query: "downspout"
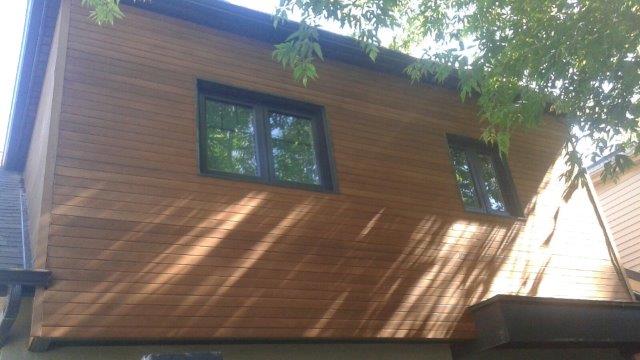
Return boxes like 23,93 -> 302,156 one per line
0,185 -> 50,347
0,285 -> 23,346
20,192 -> 31,274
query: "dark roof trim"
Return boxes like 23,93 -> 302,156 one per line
0,269 -> 51,287
627,269 -> 640,282
588,151 -> 639,174
453,295 -> 640,356
587,149 -> 624,173
121,0 -> 459,88
3,0 -> 61,171
468,294 -> 640,311
142,352 -> 223,360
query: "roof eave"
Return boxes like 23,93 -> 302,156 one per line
121,0 -> 460,88
2,0 -> 61,172
4,0 -> 460,172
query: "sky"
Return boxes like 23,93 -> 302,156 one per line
228,0 -> 361,39
0,0 -> 28,160
227,0 -> 278,14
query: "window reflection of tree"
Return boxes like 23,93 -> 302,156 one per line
205,100 -> 258,176
450,147 -> 481,210
449,144 -> 508,215
269,112 -> 320,185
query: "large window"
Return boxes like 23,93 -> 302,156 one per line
447,134 -> 522,216
198,81 -> 336,191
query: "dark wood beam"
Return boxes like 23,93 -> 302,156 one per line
0,269 -> 51,287
453,295 -> 640,358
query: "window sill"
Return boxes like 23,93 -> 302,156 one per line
464,207 -> 526,221
197,171 -> 339,194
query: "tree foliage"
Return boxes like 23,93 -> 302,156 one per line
81,0 -> 124,25
84,0 -> 640,186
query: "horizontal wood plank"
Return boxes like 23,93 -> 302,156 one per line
32,0 -> 631,343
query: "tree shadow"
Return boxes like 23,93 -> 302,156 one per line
34,0 -> 632,346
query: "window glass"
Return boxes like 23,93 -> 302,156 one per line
477,154 -> 507,212
449,147 -> 481,210
447,135 -> 519,216
268,112 -> 321,185
204,99 -> 258,176
198,81 -> 335,192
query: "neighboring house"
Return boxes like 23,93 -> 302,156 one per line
1,0 -> 640,359
590,154 -> 640,297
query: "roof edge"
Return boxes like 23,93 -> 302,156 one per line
3,0 -> 61,171
122,0 -> 460,89
4,0 -> 460,172
468,294 -> 639,312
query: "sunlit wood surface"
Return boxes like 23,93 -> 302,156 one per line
26,0 -> 631,343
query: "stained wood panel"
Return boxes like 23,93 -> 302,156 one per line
31,0 -> 631,343
592,157 -> 640,272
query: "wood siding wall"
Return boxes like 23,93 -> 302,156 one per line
592,158 -> 640,272
32,0 -> 630,343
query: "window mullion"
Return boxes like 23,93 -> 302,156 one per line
491,155 -> 515,214
197,94 -> 209,173
255,105 -> 271,182
466,149 -> 489,213
310,116 -> 328,189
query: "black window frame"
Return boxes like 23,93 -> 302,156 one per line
446,134 -> 523,217
197,80 -> 337,192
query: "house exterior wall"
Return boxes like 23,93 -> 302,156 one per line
592,157 -> 640,274
26,0 -> 630,345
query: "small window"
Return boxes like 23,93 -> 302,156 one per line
198,81 -> 336,191
447,134 -> 521,216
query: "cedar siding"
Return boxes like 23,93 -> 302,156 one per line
32,0 -> 630,343
592,157 -> 640,273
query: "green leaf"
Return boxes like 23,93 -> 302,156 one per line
312,42 -> 324,61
